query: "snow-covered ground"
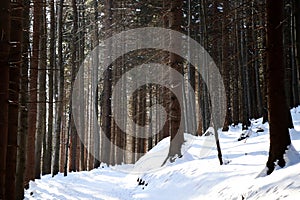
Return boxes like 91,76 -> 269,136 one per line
25,107 -> 300,200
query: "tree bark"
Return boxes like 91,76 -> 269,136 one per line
0,0 -> 11,197
15,0 -> 30,198
79,0 -> 86,171
42,0 -> 55,175
295,0 -> 300,91
67,0 -> 79,175
266,0 -> 292,175
53,0 -> 64,176
35,2 -> 47,179
232,1 -> 240,126
166,0 -> 184,161
25,0 -> 41,187
101,0 -> 113,165
93,0 -> 101,169
5,1 -> 23,198
221,1 -> 232,131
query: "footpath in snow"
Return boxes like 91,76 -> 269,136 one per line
25,107 -> 300,200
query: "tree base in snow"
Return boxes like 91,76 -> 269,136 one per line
257,144 -> 300,177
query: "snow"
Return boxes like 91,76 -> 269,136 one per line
25,107 -> 300,200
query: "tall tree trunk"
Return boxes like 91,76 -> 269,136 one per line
295,0 -> 300,85
0,0 -> 11,197
148,85 -> 153,150
53,0 -> 64,176
67,0 -> 79,174
25,0 -> 41,186
290,1 -> 299,107
93,0 -> 101,169
221,1 -> 232,131
198,0 -> 210,134
101,0 -> 113,165
185,0 -> 196,134
79,0 -> 86,171
42,0 -> 55,175
136,86 -> 146,160
6,1 -> 23,198
240,9 -> 250,129
131,85 -> 138,163
35,2 -> 47,179
114,60 -> 125,164
16,0 -> 30,198
266,0 -> 292,175
166,0 -> 184,162
232,1 -> 240,126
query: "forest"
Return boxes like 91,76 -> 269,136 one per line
0,0 -> 300,199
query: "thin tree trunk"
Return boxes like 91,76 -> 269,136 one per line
221,1 -> 232,132
232,2 -> 240,126
42,0 -> 55,175
101,0 -> 113,165
240,8 -> 250,129
64,120 -> 71,175
114,60 -> 124,164
148,85 -> 153,150
79,0 -> 86,171
53,0 -> 64,176
136,86 -> 146,160
25,0 -> 41,186
35,2 -> 47,179
93,0 -> 101,169
131,85 -> 138,163
67,0 -> 79,174
60,97 -> 67,172
295,0 -> 300,100
199,0 -> 209,134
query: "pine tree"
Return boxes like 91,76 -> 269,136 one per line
53,0 -> 64,176
265,0 -> 292,175
0,0 -> 10,198
166,0 -> 185,162
6,0 -> 23,198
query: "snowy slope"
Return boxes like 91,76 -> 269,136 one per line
25,108 -> 300,200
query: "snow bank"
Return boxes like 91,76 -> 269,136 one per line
25,107 -> 300,200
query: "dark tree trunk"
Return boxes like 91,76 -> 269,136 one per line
232,2 -> 240,126
136,86 -> 147,159
114,61 -> 125,164
221,1 -> 232,132
5,1 -> 23,198
66,0 -> 79,175
290,1 -> 300,107
16,0 -> 30,198
295,0 -> 300,95
131,84 -> 138,163
148,85 -> 153,150
0,0 -> 11,197
266,0 -> 292,175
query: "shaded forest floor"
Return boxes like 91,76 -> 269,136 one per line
25,107 -> 300,200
